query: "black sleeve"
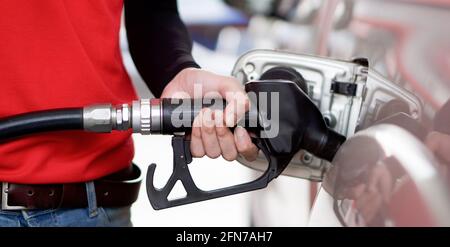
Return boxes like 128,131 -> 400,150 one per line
124,0 -> 200,97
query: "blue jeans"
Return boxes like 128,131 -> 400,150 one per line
0,182 -> 132,227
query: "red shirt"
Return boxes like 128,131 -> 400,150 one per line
0,0 -> 137,183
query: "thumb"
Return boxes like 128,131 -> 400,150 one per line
160,68 -> 199,98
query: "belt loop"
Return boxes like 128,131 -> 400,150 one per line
85,181 -> 98,218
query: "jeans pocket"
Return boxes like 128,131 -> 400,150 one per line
99,206 -> 132,227
0,212 -> 21,227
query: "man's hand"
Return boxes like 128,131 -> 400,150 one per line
161,68 -> 259,161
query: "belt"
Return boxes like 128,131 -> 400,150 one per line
1,164 -> 142,210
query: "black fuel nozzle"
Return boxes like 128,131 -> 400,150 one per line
255,66 -> 345,162
145,66 -> 346,209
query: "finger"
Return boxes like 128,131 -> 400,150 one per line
201,108 -> 221,159
234,126 -> 259,161
212,74 -> 249,127
190,112 -> 205,157
214,110 -> 238,161
224,91 -> 249,127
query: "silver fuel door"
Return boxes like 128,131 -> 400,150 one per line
231,50 -> 423,181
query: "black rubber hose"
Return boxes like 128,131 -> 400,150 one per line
0,108 -> 84,141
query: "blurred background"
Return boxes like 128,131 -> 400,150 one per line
119,0 -> 450,226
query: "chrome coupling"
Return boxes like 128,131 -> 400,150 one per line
83,104 -> 114,133
83,99 -> 162,134
83,103 -> 132,133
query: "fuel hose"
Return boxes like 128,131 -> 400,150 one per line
0,108 -> 83,141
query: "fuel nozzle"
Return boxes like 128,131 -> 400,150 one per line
143,67 -> 346,209
247,66 -> 346,162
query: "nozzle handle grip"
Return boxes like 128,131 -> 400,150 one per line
159,98 -> 258,134
160,98 -> 225,134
